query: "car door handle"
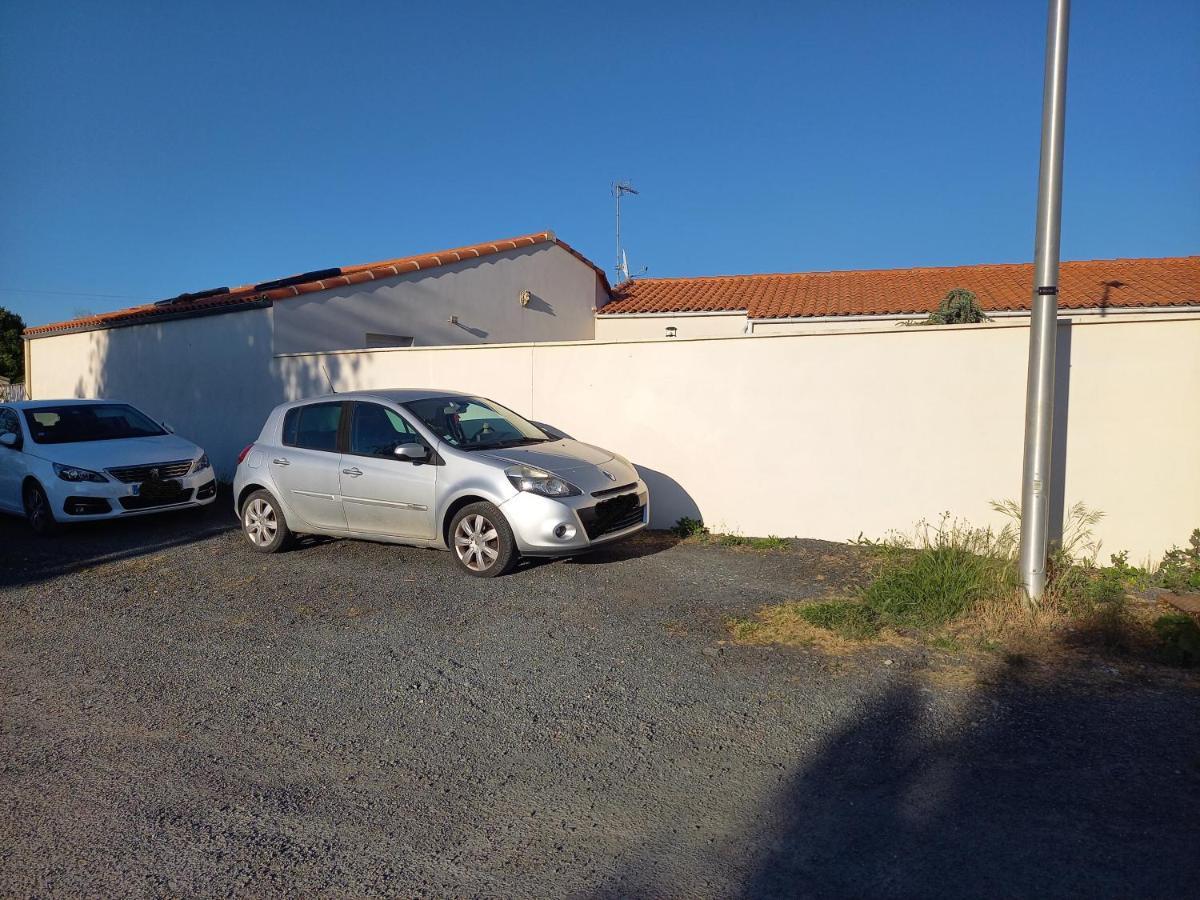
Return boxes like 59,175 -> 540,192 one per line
342,467 -> 363,477
272,457 -> 291,466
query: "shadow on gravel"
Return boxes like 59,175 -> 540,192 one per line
0,487 -> 236,589
594,661 -> 1200,899
743,670 -> 1200,898
565,531 -> 682,565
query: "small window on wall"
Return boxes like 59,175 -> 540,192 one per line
365,333 -> 414,348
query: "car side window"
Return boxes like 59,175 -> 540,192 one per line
349,402 -> 419,459
282,402 -> 342,452
0,408 -> 20,445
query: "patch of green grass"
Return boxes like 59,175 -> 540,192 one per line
1158,529 -> 1200,593
671,517 -> 708,539
863,543 -> 1016,630
714,533 -> 788,550
795,600 -> 881,640
726,617 -> 762,641
1153,614 -> 1200,668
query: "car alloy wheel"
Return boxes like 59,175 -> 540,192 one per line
243,497 -> 279,547
24,482 -> 56,535
454,513 -> 500,572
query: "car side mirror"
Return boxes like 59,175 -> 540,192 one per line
394,442 -> 428,461
0,432 -> 19,450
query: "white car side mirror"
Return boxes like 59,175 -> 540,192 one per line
0,432 -> 18,449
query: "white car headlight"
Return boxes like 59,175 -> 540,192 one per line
505,465 -> 581,498
53,463 -> 108,483
190,452 -> 211,474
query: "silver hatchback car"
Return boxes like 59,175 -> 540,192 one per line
233,390 -> 649,576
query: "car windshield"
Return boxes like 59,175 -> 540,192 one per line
404,396 -> 550,450
23,404 -> 167,445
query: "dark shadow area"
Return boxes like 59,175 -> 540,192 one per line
564,530 -> 682,565
1097,279 -> 1125,317
0,485 -> 236,589
633,464 -> 701,530
739,672 -> 1200,898
453,320 -> 489,340
593,661 -> 1200,899
285,532 -> 337,552
522,292 -> 555,316
1048,320 -> 1072,548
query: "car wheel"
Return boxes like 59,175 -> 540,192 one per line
241,489 -> 292,553
450,502 -> 517,578
23,481 -> 57,536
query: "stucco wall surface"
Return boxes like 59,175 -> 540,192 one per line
27,314 -> 1200,561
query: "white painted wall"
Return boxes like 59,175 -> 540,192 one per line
28,314 -> 1200,561
273,243 -> 602,354
594,312 -> 748,341
25,308 -> 280,475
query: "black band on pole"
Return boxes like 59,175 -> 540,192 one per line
1036,286 -> 1059,295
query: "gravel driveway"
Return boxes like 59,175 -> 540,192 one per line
2,499 -> 1198,898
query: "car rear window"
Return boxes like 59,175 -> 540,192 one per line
282,402 -> 342,452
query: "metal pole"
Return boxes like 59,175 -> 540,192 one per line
1019,0 -> 1071,603
614,184 -> 622,283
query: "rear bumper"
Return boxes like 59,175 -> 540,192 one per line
502,481 -> 649,556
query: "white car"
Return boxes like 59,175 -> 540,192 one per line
0,399 -> 217,534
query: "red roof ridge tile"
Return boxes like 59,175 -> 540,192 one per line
603,255 -> 1200,319
612,255 -> 1200,286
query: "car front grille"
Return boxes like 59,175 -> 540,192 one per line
579,492 -> 645,540
119,488 -> 194,511
106,459 -> 193,483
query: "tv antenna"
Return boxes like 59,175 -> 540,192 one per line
612,181 -> 647,283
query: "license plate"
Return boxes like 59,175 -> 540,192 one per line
136,478 -> 182,499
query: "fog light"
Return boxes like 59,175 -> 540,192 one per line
553,523 -> 577,540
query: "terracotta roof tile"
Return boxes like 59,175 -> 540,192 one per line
600,256 -> 1200,318
25,231 -> 609,337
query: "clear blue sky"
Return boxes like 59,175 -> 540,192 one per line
2,0 -> 1197,327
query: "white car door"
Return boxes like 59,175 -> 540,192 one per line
0,407 -> 28,512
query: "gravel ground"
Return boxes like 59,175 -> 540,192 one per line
2,499 -> 1199,898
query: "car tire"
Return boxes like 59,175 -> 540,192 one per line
240,489 -> 293,553
23,481 -> 57,536
449,502 -> 518,578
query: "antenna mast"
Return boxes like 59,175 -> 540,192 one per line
612,180 -> 639,283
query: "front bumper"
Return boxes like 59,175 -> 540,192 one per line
48,468 -> 218,520
500,480 -> 649,556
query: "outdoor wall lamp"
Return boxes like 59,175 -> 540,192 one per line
665,326 -> 678,338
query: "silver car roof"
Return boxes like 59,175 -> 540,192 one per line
280,389 -> 475,407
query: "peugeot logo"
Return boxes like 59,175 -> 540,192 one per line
149,468 -> 160,481
602,469 -> 617,482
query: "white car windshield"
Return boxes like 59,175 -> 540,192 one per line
404,397 -> 549,451
23,404 -> 166,445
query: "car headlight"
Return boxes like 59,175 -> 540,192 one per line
190,452 -> 211,474
505,465 -> 581,498
53,463 -> 108,483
